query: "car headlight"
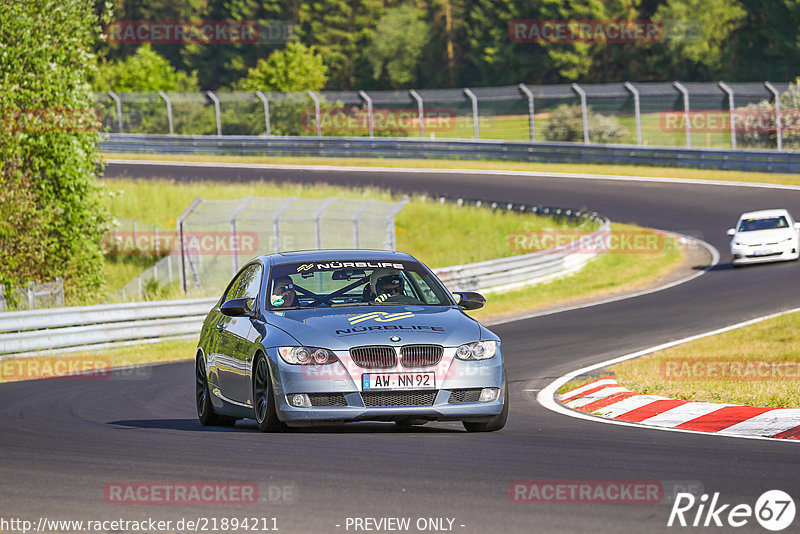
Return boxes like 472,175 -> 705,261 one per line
278,346 -> 339,365
455,340 -> 497,360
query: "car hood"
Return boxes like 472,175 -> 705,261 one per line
732,228 -> 796,245
264,305 -> 481,350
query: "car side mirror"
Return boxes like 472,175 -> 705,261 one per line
726,228 -> 736,236
220,297 -> 255,317
454,291 -> 485,311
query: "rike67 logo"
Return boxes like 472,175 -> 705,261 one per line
668,490 -> 795,531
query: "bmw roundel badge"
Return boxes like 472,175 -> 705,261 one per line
390,336 -> 401,342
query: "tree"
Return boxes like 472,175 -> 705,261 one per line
365,5 -> 430,87
93,43 -> 199,92
296,0 -> 384,89
0,0 -> 109,304
653,0 -> 746,78
232,42 -> 327,91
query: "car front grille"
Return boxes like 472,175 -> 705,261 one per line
361,390 -> 437,407
400,345 -> 443,368
448,388 -> 483,404
308,393 -> 348,407
350,346 -> 397,369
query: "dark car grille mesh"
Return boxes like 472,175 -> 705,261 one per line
448,388 -> 483,404
350,346 -> 397,369
362,390 -> 437,407
400,345 -> 443,368
308,393 -> 348,407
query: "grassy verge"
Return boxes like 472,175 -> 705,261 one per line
609,310 -> 800,408
99,178 -> 593,299
470,223 -> 684,321
104,153 -> 800,187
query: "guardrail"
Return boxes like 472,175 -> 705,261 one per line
100,134 -> 800,173
0,199 -> 606,358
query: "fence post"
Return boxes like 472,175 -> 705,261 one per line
158,91 -> 174,135
307,90 -> 322,137
409,89 -> 424,137
764,82 -> 782,151
56,277 -> 64,306
358,91 -> 374,138
230,197 -> 254,275
313,198 -> 337,249
352,200 -> 375,248
108,91 -> 123,133
385,198 -> 409,251
176,196 -> 204,294
273,197 -> 296,253
673,81 -> 691,147
718,82 -> 736,149
0,284 -> 5,312
27,281 -> 35,309
463,88 -> 479,139
255,91 -> 271,136
518,84 -> 535,142
206,91 -> 222,136
624,82 -> 642,146
571,83 -> 589,144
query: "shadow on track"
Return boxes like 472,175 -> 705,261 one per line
108,419 -> 463,433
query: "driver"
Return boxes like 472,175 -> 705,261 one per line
369,269 -> 404,303
270,276 -> 297,308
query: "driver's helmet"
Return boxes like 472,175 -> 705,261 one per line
369,269 -> 404,297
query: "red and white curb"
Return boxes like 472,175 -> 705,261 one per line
559,377 -> 800,440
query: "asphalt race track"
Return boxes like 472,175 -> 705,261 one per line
2,162 -> 799,533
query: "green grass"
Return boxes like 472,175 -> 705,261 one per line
100,177 -> 592,298
609,310 -> 800,408
469,223 -> 684,321
104,152 -> 800,187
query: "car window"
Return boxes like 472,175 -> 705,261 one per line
224,264 -> 263,302
266,260 -> 453,309
738,216 -> 789,232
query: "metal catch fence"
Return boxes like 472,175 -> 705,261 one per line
0,278 -> 65,312
94,80 -> 798,150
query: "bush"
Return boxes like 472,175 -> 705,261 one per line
0,0 -> 109,304
544,103 -> 628,144
736,77 -> 800,150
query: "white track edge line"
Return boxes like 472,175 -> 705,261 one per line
537,307 -> 800,444
104,159 -> 800,191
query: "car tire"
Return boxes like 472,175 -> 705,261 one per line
196,355 -> 237,427
253,353 -> 282,432
462,378 -> 508,432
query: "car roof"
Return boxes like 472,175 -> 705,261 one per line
260,249 -> 417,266
738,209 -> 792,220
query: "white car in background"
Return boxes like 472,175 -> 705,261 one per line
728,209 -> 800,266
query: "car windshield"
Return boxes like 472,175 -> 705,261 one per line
266,260 -> 454,310
738,216 -> 789,232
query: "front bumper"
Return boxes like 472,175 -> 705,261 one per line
268,347 -> 506,425
730,243 -> 798,264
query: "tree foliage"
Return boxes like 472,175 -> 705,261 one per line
365,5 -> 430,87
93,43 -> 200,92
544,104 -> 628,144
233,42 -> 327,91
0,0 -> 109,304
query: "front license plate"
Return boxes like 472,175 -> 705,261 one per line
363,372 -> 436,390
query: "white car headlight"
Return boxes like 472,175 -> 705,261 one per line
278,346 -> 338,365
455,340 -> 497,360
